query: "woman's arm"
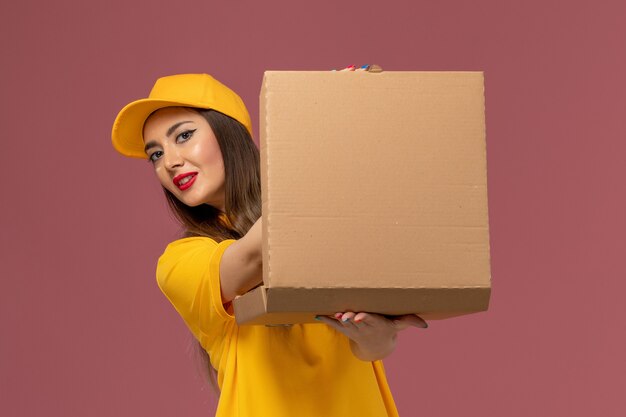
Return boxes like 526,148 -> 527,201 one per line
317,312 -> 428,361
219,217 -> 263,304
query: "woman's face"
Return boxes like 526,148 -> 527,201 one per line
142,107 -> 226,210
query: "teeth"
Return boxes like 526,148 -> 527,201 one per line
179,175 -> 194,185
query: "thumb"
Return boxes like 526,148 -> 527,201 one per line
392,315 -> 428,330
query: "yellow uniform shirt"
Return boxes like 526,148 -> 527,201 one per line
156,237 -> 400,417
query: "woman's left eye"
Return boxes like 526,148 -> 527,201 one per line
177,129 -> 196,143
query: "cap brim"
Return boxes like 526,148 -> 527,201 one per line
111,98 -> 204,159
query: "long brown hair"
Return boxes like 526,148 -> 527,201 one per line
161,107 -> 261,393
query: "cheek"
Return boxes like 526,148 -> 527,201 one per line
154,166 -> 172,189
192,141 -> 224,168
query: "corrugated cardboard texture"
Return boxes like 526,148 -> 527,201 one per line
235,287 -> 490,325
236,71 -> 491,325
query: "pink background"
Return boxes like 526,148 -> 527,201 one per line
1,0 -> 624,416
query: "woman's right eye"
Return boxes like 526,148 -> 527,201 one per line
149,150 -> 163,162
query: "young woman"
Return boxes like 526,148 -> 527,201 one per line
111,73 -> 427,417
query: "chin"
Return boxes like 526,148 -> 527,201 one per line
180,198 -> 206,208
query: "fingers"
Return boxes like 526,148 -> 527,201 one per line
336,311 -> 361,329
315,315 -> 344,331
316,312 -> 365,330
334,64 -> 371,72
353,312 -> 369,324
353,312 -> 389,327
330,312 -> 384,329
317,312 -> 428,332
337,311 -> 356,322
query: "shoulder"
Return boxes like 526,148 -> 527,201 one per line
156,237 -> 237,289
156,237 -> 219,286
155,236 -> 238,336
162,236 -> 219,254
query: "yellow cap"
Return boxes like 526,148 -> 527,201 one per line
111,73 -> 253,159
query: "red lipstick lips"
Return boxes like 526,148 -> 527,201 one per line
173,172 -> 198,191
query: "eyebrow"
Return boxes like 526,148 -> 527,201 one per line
144,121 -> 194,153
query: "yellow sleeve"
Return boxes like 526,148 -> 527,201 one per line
155,237 -> 237,347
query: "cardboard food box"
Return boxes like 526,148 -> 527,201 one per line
233,70 -> 491,325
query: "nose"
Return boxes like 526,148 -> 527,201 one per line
163,146 -> 184,170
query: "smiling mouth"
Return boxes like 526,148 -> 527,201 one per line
173,172 -> 198,190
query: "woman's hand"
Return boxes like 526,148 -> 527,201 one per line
316,312 -> 427,361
